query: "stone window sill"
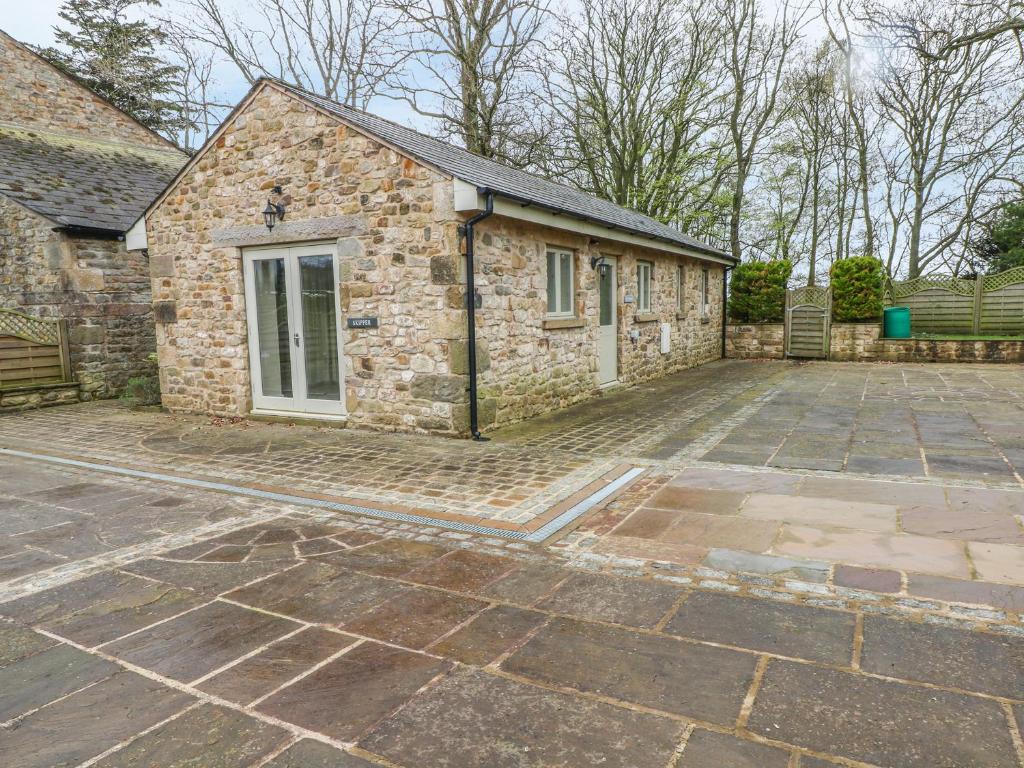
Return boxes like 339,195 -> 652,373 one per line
700,316 -> 711,324
634,313 -> 658,323
676,311 -> 687,321
543,317 -> 586,330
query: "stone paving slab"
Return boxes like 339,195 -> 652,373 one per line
104,601 -> 301,683
359,667 -> 686,768
678,729 -> 791,768
0,670 -> 192,768
860,615 -> 1024,699
90,703 -> 290,767
0,643 -> 118,722
198,627 -> 356,705
256,641 -> 450,742
747,659 -> 1020,768
263,740 -> 380,767
534,571 -> 683,628
503,617 -> 757,725
664,592 -> 856,665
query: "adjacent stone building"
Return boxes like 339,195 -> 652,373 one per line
139,79 -> 734,435
0,30 -> 186,401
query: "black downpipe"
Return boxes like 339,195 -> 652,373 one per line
463,191 -> 494,440
721,266 -> 732,359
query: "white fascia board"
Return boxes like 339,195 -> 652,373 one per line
125,216 -> 148,251
452,178 -> 732,266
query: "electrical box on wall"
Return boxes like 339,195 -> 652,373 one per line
660,323 -> 671,354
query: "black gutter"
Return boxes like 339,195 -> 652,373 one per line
462,190 -> 494,441
51,225 -> 124,241
721,266 -> 732,358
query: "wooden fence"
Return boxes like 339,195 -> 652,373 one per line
0,309 -> 73,390
885,266 -> 1024,336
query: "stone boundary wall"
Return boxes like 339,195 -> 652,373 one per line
725,323 -> 785,359
726,322 -> 1024,363
0,382 -> 83,413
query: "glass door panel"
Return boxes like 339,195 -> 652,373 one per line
245,245 -> 344,417
298,254 -> 340,401
252,258 -> 293,399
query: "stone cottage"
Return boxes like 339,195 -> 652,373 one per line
138,79 -> 734,436
0,29 -> 186,403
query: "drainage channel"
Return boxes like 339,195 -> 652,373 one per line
0,448 -> 644,544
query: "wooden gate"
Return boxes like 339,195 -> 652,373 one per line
0,309 -> 72,389
785,286 -> 831,359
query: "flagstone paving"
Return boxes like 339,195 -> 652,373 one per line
0,459 -> 1022,767
1,360 -> 1024,766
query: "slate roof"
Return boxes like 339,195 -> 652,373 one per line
273,81 -> 730,260
0,123 -> 186,232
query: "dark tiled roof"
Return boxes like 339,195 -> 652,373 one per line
0,123 -> 185,232
275,82 -> 729,259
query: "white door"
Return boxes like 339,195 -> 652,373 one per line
243,244 -> 345,417
598,256 -> 618,385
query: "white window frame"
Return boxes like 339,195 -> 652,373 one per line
637,260 -> 653,313
545,247 -> 576,318
677,264 -> 686,313
700,268 -> 711,317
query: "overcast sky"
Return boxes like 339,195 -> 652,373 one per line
4,2 -> 64,47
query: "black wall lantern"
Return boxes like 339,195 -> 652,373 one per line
590,254 -> 610,276
262,185 -> 286,231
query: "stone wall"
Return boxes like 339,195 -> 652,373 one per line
725,323 -> 785,360
0,195 -> 156,397
147,85 -> 461,432
727,319 -> 1024,363
472,216 -> 724,427
0,382 -> 82,413
832,324 -> 1024,363
0,31 -> 171,149
828,323 -> 884,362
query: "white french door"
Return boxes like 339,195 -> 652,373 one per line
598,256 -> 618,385
243,244 -> 345,417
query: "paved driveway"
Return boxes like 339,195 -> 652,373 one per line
1,457 -> 1022,768
1,360 -> 1023,766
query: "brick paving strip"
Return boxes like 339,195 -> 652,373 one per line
1,462 -> 1023,767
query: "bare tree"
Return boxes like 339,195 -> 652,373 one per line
385,0 -> 549,166
719,0 -> 809,263
869,0 -> 1024,277
170,0 -> 402,108
823,0 -> 878,259
869,0 -> 1024,60
538,0 -> 731,234
162,24 -> 231,151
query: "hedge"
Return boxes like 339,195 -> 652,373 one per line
831,257 -> 884,322
729,260 -> 792,323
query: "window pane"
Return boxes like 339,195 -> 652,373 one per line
546,252 -> 557,313
559,253 -> 572,313
252,258 -> 293,398
299,255 -> 340,401
599,265 -> 613,326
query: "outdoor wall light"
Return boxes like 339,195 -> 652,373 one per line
262,185 -> 286,231
590,254 -> 610,276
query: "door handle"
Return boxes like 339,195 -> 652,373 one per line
293,333 -> 301,347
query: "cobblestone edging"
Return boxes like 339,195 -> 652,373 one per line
545,543 -> 1024,637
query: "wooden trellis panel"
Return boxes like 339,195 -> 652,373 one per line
0,310 -> 72,390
